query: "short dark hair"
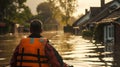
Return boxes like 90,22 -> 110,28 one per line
30,19 -> 43,34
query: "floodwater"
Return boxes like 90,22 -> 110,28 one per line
50,31 -> 113,67
0,31 -> 113,67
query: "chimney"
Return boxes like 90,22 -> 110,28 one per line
85,9 -> 88,14
101,0 -> 105,7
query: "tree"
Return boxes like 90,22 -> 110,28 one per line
36,0 -> 77,26
0,0 -> 33,34
46,0 -> 61,18
37,2 -> 52,22
0,0 -> 13,20
36,1 -> 63,23
0,0 -> 29,23
14,6 -> 33,24
58,0 -> 77,25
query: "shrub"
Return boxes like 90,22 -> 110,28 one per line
82,30 -> 93,37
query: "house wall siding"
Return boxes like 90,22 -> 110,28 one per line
114,24 -> 120,67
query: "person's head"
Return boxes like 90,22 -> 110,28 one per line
30,19 -> 43,34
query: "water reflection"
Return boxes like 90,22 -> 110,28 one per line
0,32 -> 114,67
50,32 -> 114,67
0,38 -> 20,66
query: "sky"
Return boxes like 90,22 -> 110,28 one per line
25,0 -> 112,17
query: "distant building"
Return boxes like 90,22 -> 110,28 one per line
44,18 -> 60,31
72,9 -> 90,34
0,19 -> 16,35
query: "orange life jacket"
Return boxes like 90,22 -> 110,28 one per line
16,38 -> 50,67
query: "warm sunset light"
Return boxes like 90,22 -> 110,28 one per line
26,0 -> 112,17
1,0 -> 120,67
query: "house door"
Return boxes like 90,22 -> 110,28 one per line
104,24 -> 114,52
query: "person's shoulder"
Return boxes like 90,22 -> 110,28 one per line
40,37 -> 48,40
37,37 -> 48,44
20,38 -> 30,41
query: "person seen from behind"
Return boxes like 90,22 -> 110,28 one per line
10,19 -> 69,67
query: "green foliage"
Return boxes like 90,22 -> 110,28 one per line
36,0 -> 77,26
36,1 -> 63,24
58,0 -> 77,25
18,0 -> 27,6
24,23 -> 30,28
0,0 -> 33,34
0,0 -> 15,20
0,0 -> 32,24
37,2 -> 53,22
82,30 -> 93,37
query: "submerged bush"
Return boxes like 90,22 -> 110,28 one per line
82,30 -> 93,37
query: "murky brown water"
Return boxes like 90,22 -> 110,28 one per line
0,31 -> 113,67
0,37 -> 20,67
50,31 -> 113,67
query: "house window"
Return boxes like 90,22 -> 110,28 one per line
107,25 -> 114,40
109,5 -> 117,10
104,24 -> 114,53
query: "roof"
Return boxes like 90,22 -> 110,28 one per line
97,17 -> 120,24
98,7 -> 120,24
72,12 -> 90,26
72,0 -> 120,27
90,7 -> 102,18
85,0 -> 120,24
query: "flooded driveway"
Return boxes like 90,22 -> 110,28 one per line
0,31 -> 113,67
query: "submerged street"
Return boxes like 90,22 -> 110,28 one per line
0,31 -> 113,67
50,31 -> 113,67
1,0 -> 120,67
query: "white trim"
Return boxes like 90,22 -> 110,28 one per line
107,25 -> 114,40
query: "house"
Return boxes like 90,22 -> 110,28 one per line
71,0 -> 120,66
44,18 -> 60,31
73,0 -> 120,39
88,0 -> 120,49
72,0 -> 108,35
85,0 -> 120,30
0,22 -> 6,34
94,6 -> 120,67
85,0 -> 120,66
85,0 -> 120,45
0,19 -> 16,35
73,0 -> 120,66
72,9 -> 90,34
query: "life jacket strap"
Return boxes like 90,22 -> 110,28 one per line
19,48 -> 24,67
17,48 -> 48,67
15,66 -> 32,67
17,53 -> 47,58
37,49 -> 41,67
17,60 -> 48,63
